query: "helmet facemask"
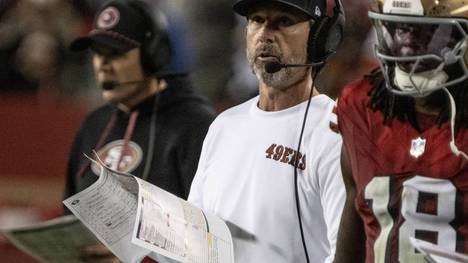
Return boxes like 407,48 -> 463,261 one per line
369,12 -> 468,97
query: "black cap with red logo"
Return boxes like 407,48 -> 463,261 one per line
70,0 -> 151,53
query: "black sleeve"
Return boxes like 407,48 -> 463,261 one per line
175,105 -> 214,199
63,124 -> 85,214
63,106 -> 111,204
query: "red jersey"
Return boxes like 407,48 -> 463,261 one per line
336,78 -> 468,263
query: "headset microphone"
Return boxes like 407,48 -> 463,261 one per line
101,79 -> 148,90
264,61 -> 325,74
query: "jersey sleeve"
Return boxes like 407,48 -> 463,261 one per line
336,79 -> 372,137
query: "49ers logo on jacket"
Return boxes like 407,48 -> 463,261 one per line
91,140 -> 143,175
265,143 -> 306,170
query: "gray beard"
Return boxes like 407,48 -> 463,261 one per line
248,54 -> 307,88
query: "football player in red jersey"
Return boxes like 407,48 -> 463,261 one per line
334,0 -> 468,263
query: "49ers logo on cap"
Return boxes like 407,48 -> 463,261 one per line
96,6 -> 120,29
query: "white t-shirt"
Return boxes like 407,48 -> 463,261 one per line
188,95 -> 345,263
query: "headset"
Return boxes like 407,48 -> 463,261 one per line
308,0 -> 345,63
128,0 -> 172,76
265,0 -> 346,72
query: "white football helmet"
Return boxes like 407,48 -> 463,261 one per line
369,0 -> 468,97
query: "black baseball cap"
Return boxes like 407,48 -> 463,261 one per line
70,0 -> 150,53
233,0 -> 325,20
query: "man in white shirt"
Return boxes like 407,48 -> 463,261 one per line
188,0 -> 345,262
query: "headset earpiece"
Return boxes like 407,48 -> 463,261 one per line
307,0 -> 345,63
129,0 -> 172,76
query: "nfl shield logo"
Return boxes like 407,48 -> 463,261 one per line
410,137 -> 426,158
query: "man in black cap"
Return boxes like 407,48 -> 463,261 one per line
64,0 -> 214,261
188,0 -> 345,262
